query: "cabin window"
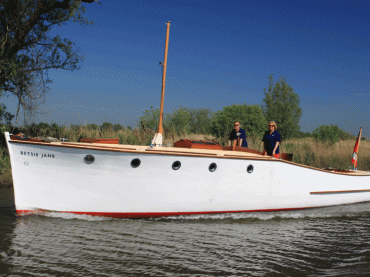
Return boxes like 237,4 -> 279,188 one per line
131,158 -> 141,168
172,161 -> 181,170
84,154 -> 95,164
247,164 -> 254,173
209,163 -> 217,172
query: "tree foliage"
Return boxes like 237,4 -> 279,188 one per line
86,123 -> 98,130
312,124 -> 340,144
0,103 -> 14,125
262,74 -> 302,139
211,104 -> 267,138
139,106 -> 160,132
296,131 -> 312,139
164,106 -> 192,135
338,129 -> 355,140
312,125 -> 356,144
0,0 -> 99,123
139,106 -> 213,136
19,122 -> 63,138
100,122 -> 113,132
113,124 -> 123,132
188,108 -> 213,134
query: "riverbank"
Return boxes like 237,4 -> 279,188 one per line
0,185 -> 14,208
1,129 -> 369,188
0,147 -> 12,188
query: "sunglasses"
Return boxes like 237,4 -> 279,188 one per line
234,124 -> 240,126
269,125 -> 274,127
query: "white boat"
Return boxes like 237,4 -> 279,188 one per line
4,134 -> 370,218
4,22 -> 370,218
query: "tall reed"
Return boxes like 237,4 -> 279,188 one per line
281,138 -> 370,170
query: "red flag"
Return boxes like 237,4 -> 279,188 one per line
352,128 -> 362,168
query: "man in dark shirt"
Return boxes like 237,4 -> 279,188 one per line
228,121 -> 248,148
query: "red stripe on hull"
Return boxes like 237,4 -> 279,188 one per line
16,207 -> 316,218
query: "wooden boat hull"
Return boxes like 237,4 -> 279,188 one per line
5,132 -> 370,218
79,138 -> 120,144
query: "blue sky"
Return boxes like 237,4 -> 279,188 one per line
2,0 -> 370,136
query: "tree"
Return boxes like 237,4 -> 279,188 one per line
312,124 -> 340,144
262,74 -> 302,139
86,123 -> 98,130
0,103 -> 14,126
164,106 -> 192,136
70,124 -> 80,130
0,0 -> 100,123
338,129 -> 355,140
100,122 -> 113,132
312,125 -> 355,143
139,106 -> 160,132
189,108 -> 213,134
296,131 -> 312,139
113,124 -> 123,132
211,104 -> 267,139
164,107 -> 213,135
139,106 -> 214,136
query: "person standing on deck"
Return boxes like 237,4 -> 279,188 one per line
262,121 -> 281,158
228,121 -> 248,148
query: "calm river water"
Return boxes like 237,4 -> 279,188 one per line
2,203 -> 370,276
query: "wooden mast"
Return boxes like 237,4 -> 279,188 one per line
158,21 -> 170,134
152,21 -> 170,146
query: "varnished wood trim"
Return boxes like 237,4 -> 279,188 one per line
61,142 -> 137,151
145,149 -> 218,156
223,155 -> 271,161
174,139 -> 223,150
10,140 -> 139,152
79,138 -> 119,144
310,189 -> 370,194
223,146 -> 263,155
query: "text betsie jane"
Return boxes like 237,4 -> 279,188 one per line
20,151 -> 55,158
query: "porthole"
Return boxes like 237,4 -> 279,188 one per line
172,161 -> 181,170
247,164 -> 254,173
209,163 -> 217,172
84,154 -> 95,164
131,158 -> 141,168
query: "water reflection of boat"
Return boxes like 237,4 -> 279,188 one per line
4,22 -> 370,218
0,206 -> 16,275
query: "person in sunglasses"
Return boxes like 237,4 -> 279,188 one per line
262,121 -> 281,158
228,121 -> 248,148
